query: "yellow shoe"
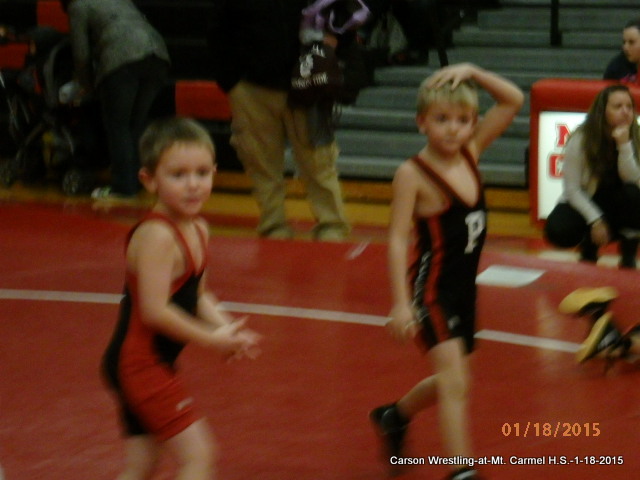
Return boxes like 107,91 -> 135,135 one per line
558,286 -> 618,316
576,313 -> 621,363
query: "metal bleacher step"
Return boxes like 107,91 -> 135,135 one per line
443,47 -> 615,73
354,87 -> 532,116
338,107 -> 531,138
454,27 -> 620,50
374,66 -> 601,91
338,107 -> 416,132
328,130 -> 529,187
478,7 -> 634,31
336,130 -> 527,162
331,154 -> 527,187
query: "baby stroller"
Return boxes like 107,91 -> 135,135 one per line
0,27 -> 105,195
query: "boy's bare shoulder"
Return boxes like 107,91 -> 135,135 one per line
394,158 -> 419,178
126,219 -> 178,267
130,219 -> 176,247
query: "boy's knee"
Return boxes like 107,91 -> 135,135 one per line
436,368 -> 469,400
180,442 -> 216,473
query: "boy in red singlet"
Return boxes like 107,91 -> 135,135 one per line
102,117 -> 260,480
370,63 -> 523,480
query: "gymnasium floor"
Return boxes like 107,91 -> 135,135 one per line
0,176 -> 638,480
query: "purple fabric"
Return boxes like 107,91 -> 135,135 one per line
300,0 -> 370,35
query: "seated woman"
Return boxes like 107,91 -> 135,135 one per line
603,18 -> 640,83
544,84 -> 640,269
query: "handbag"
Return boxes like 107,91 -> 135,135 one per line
290,0 -> 370,107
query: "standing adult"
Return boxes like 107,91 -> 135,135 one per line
208,1 -> 350,240
61,0 -> 170,198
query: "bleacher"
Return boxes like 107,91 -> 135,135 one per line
1,0 -> 638,187
340,0 -> 638,187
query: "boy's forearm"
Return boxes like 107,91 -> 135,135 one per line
142,305 -> 219,347
471,65 -> 524,108
388,238 -> 411,307
198,291 -> 233,327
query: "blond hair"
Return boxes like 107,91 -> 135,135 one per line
416,79 -> 479,116
139,117 -> 215,173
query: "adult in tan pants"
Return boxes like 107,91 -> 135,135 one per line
228,81 -> 350,240
209,0 -> 350,240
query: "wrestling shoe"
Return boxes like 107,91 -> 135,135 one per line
558,286 -> 618,321
617,323 -> 640,362
370,403 -> 409,460
576,313 -> 622,363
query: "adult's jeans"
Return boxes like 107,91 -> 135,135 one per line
98,55 -> 169,195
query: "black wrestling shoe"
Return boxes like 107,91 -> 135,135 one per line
370,403 -> 409,460
576,313 -> 622,363
617,323 -> 640,361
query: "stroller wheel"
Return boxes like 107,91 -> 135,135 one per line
62,168 -> 95,196
0,160 -> 18,187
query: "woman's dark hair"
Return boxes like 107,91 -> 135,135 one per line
625,18 -> 640,31
580,84 -> 640,179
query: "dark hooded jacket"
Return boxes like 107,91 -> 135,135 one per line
208,0 -> 306,92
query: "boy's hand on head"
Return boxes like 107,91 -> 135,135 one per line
427,62 -> 476,90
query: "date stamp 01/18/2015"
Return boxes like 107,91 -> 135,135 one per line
501,422 -> 601,438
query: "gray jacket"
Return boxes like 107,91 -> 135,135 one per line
68,0 -> 170,88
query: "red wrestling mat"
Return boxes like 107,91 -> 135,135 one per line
0,203 -> 638,479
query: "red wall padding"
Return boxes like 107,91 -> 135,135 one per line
0,43 -> 29,69
174,80 -> 231,121
36,0 -> 69,33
